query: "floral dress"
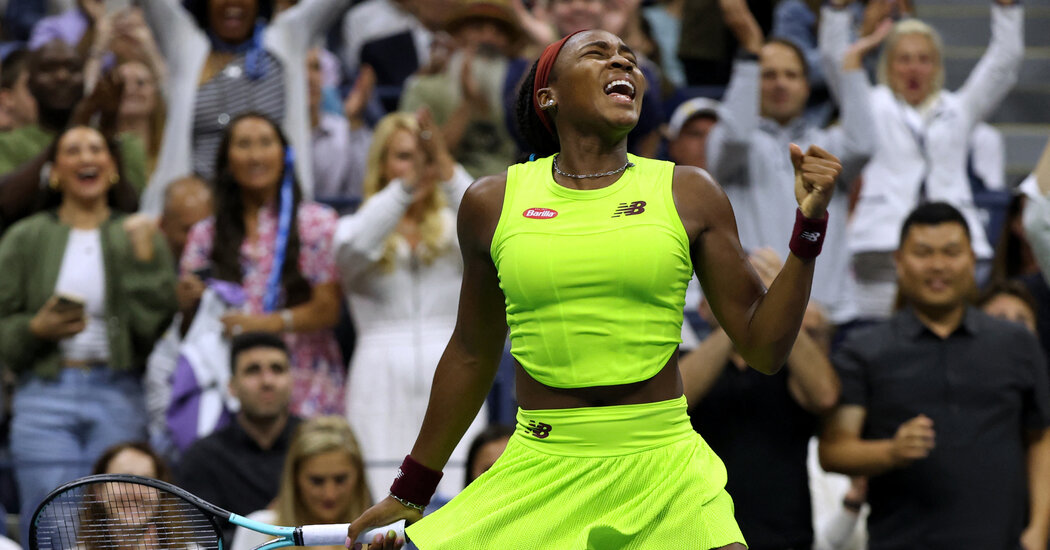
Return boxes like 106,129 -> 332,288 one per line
181,201 -> 344,417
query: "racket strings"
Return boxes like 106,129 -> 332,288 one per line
34,482 -> 222,550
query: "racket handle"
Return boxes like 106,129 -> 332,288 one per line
298,521 -> 406,545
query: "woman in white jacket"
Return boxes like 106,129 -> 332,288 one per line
821,0 -> 1024,318
139,0 -> 351,214
334,111 -> 485,501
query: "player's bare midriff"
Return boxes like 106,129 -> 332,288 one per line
514,354 -> 684,410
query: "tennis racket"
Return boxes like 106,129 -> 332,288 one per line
29,474 -> 405,550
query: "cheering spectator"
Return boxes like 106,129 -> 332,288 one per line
0,48 -> 37,132
230,416 -> 371,550
179,113 -> 344,417
112,60 -> 165,185
309,48 -> 373,203
820,202 -> 1050,550
334,111 -> 485,500
80,6 -> 167,92
340,0 -> 418,78
140,0 -> 352,214
400,0 -> 526,179
0,40 -> 91,173
0,124 -> 176,544
358,0 -> 456,113
706,0 -> 881,325
822,0 -> 1025,319
0,40 -> 147,229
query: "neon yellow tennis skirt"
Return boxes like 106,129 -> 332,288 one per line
406,395 -> 746,549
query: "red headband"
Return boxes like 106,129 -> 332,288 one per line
532,30 -> 585,135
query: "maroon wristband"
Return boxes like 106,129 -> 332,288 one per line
789,208 -> 829,259
389,455 -> 443,508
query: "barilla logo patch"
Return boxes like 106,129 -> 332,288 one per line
523,208 -> 558,219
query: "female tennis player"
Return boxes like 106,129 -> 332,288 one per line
346,29 -> 842,549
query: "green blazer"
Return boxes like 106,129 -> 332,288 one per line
0,210 -> 177,379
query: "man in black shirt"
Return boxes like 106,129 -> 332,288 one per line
176,332 -> 301,546
820,202 -> 1050,550
682,247 -> 841,550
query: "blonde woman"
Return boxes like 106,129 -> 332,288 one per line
334,110 -> 486,502
820,0 -> 1024,318
230,416 -> 371,550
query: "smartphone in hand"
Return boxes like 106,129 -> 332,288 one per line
53,293 -> 86,314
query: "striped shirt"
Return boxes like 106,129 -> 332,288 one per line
192,52 -> 286,180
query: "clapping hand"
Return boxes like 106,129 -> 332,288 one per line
459,47 -> 490,116
72,68 -> 125,138
844,8 -> 894,70
416,107 -> 455,184
344,65 -> 376,129
509,0 -> 554,47
790,144 -> 842,219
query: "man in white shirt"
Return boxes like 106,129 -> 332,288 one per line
707,14 -> 882,325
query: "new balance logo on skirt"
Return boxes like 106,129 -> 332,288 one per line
800,231 -> 822,242
528,421 -> 552,439
612,201 -> 646,217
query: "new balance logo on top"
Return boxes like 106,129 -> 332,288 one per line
800,231 -> 822,242
612,200 -> 646,218
527,421 -> 552,439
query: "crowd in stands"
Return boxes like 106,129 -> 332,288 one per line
0,0 -> 1048,549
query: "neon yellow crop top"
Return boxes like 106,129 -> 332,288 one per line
490,154 -> 693,388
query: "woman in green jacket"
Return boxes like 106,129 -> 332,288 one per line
0,125 -> 177,542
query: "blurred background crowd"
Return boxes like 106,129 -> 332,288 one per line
0,0 -> 1049,549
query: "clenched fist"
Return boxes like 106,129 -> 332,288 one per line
791,144 -> 842,220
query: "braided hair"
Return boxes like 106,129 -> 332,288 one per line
515,59 -> 560,159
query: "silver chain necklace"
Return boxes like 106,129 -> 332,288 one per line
553,155 -> 635,179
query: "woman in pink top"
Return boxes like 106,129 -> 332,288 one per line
180,112 -> 344,417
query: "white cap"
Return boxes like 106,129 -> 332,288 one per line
667,97 -> 721,140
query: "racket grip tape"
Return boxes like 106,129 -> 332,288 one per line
297,521 -> 406,545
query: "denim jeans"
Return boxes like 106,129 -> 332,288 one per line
10,366 -> 147,546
